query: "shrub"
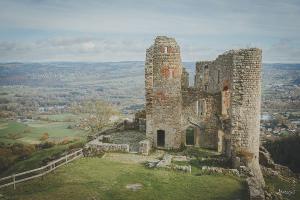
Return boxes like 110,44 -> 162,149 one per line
68,141 -> 85,150
40,132 -> 49,141
10,143 -> 36,159
0,143 -> 36,172
59,137 -> 71,145
36,141 -> 55,149
0,156 -> 15,172
264,135 -> 300,173
10,143 -> 25,155
20,144 -> 35,159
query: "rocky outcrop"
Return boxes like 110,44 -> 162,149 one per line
259,146 -> 294,177
259,146 -> 297,200
259,146 -> 276,168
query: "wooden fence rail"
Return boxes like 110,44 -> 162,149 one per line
0,148 -> 83,190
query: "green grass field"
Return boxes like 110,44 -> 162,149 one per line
0,118 -> 86,144
1,158 -> 248,200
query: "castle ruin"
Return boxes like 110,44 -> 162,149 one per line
145,36 -> 264,185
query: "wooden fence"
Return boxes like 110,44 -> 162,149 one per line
0,148 -> 83,190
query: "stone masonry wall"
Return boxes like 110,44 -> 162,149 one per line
145,45 -> 154,139
180,87 -> 220,149
146,36 -> 183,149
230,48 -> 264,185
194,49 -> 263,180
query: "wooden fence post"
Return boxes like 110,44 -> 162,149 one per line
13,174 -> 16,190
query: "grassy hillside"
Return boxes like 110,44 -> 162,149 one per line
1,158 -> 248,200
1,144 -> 71,176
0,116 -> 87,177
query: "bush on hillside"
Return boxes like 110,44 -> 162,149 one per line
264,135 -> 300,173
40,132 -> 49,141
68,141 -> 85,150
0,143 -> 36,172
36,141 -> 55,149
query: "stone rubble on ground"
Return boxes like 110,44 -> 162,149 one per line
145,153 -> 191,173
156,154 -> 173,168
126,183 -> 143,192
201,166 -> 240,176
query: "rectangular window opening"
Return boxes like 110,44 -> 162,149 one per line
164,47 -> 168,53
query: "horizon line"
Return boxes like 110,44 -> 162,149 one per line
1,61 -> 300,64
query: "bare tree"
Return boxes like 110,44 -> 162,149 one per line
72,100 -> 119,133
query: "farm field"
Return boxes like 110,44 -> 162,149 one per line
0,116 -> 86,145
37,113 -> 82,122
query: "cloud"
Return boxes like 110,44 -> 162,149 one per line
1,0 -> 299,37
0,36 -> 299,63
264,39 -> 300,63
0,37 -> 149,62
0,0 -> 299,62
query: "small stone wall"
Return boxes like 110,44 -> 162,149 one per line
87,140 -> 129,153
139,139 -> 151,155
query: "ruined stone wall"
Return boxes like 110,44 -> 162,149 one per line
195,55 -> 232,94
181,89 -> 219,149
181,88 -> 199,145
145,37 -> 263,173
193,49 -> 263,162
192,58 -> 233,150
146,36 -> 183,149
194,61 -> 212,90
200,94 -> 220,149
229,48 -> 264,184
181,67 -> 189,89
145,45 -> 154,139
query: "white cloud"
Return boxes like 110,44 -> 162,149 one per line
81,42 -> 95,51
264,39 -> 300,63
0,37 -> 149,62
0,0 -> 299,62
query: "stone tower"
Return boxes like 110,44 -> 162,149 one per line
145,36 -> 183,149
230,49 -> 264,185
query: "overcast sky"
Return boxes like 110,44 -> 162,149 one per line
0,0 -> 299,62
